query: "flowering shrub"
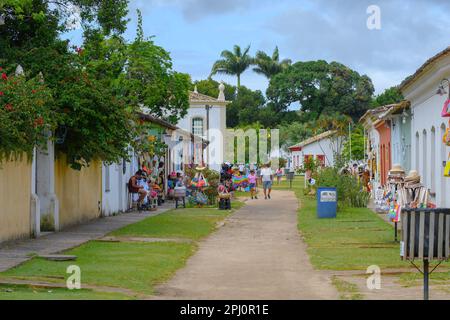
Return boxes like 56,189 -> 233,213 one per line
313,167 -> 370,209
0,69 -> 55,162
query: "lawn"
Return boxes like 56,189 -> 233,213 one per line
111,200 -> 244,240
274,178 -> 415,270
0,201 -> 243,299
0,283 -> 132,300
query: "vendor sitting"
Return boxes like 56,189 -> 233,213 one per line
128,170 -> 148,208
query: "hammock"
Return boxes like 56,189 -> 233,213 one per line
232,174 -> 249,188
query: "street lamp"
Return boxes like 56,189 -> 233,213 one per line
205,104 -> 212,167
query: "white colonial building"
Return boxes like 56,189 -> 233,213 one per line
400,46 -> 450,208
288,131 -> 340,169
177,82 -> 230,172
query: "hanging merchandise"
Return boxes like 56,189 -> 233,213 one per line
388,203 -> 402,223
444,154 -> 450,177
441,99 -> 450,117
443,123 -> 450,147
191,171 -> 209,189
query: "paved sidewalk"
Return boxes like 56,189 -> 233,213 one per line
0,205 -> 173,272
155,190 -> 339,300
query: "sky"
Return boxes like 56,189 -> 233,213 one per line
63,0 -> 450,95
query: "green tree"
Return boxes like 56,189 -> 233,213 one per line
210,45 -> 252,89
279,121 -> 319,151
371,86 -> 404,107
227,86 -> 266,127
122,10 -> 191,124
253,46 -> 291,79
267,60 -> 374,121
0,70 -> 55,162
342,126 -> 365,161
0,2 -> 190,168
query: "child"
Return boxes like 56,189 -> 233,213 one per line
248,169 -> 258,200
276,168 -> 283,185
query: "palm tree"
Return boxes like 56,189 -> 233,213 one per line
253,46 -> 292,79
210,45 -> 252,89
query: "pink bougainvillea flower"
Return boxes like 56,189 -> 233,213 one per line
34,116 -> 44,127
0,91 -> 4,96
5,103 -> 13,111
75,47 -> 84,55
1,73 -> 7,81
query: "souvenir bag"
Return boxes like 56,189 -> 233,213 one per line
443,122 -> 450,146
442,99 -> 450,117
444,153 -> 450,177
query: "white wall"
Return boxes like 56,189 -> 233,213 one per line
102,153 -> 138,216
402,57 -> 450,208
177,104 -> 226,172
290,137 -> 337,168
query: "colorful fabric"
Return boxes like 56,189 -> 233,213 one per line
232,174 -> 249,188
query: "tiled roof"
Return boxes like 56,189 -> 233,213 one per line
359,101 -> 410,124
138,112 -> 177,130
400,46 -> 450,91
189,91 -> 220,103
289,130 -> 336,150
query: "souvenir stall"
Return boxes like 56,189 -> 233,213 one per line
376,164 -> 436,242
188,167 -> 209,207
443,100 -> 450,177
137,132 -> 166,207
385,165 -> 406,241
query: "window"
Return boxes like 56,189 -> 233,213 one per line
317,155 -> 325,167
192,118 -> 204,137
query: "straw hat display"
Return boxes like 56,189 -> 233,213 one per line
388,164 -> 405,185
404,170 -> 421,184
389,164 -> 405,176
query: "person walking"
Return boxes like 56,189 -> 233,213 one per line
276,167 -> 283,185
260,164 -> 273,200
248,169 -> 258,200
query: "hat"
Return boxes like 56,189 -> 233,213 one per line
389,164 -> 405,175
405,170 -> 420,182
196,166 -> 206,171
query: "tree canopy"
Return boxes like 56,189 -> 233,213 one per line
253,46 -> 291,79
371,86 -> 404,108
210,44 -> 252,89
0,1 -> 190,168
266,60 -> 374,122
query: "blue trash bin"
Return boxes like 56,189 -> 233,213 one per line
317,187 -> 337,219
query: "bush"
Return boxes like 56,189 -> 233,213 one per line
0,72 -> 55,162
313,167 -> 369,209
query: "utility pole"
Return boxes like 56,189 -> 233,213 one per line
349,122 -> 352,161
205,105 -> 211,167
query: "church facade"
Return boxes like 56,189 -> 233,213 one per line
177,82 -> 230,172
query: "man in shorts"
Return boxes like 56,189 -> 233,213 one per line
260,164 -> 273,200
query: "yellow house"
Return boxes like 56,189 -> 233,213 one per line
0,157 -> 33,243
0,146 -> 102,243
54,154 -> 102,230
